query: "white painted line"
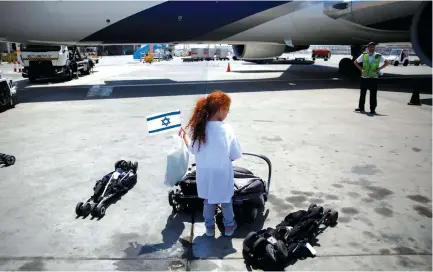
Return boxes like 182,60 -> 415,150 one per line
86,85 -> 113,97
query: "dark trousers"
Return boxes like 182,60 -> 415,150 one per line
359,77 -> 378,111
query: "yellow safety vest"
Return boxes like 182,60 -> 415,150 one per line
362,53 -> 381,78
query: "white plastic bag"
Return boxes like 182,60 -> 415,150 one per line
164,135 -> 190,187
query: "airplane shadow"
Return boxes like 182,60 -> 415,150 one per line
13,57 -> 432,104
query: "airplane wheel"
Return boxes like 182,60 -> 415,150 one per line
339,58 -> 359,78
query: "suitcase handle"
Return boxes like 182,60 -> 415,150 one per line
241,153 -> 272,194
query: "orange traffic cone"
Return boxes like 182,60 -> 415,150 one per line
226,62 -> 231,72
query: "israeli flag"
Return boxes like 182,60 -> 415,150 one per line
147,110 -> 182,135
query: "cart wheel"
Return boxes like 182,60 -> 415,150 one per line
168,190 -> 174,207
243,232 -> 259,252
90,203 -> 98,217
308,203 -> 317,212
244,207 -> 258,224
5,156 -> 15,166
252,237 -> 268,255
95,204 -> 106,218
275,240 -> 289,261
82,202 -> 92,216
133,161 -> 138,173
75,202 -> 84,216
330,210 -> 338,225
265,244 -> 278,264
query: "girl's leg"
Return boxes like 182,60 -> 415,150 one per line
202,199 -> 216,236
220,200 -> 237,236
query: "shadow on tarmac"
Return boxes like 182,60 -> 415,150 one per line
14,64 -> 432,104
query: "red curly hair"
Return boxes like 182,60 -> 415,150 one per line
186,90 -> 231,151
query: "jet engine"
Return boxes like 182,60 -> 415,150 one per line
410,1 -> 431,67
232,44 -> 309,60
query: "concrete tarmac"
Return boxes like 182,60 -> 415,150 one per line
0,55 -> 431,271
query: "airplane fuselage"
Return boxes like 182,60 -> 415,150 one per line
0,1 -> 430,67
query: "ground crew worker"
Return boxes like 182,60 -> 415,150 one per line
353,42 -> 390,114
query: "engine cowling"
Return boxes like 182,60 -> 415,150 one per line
233,44 -> 287,60
411,1 -> 432,67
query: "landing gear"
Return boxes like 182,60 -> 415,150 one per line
338,45 -> 363,78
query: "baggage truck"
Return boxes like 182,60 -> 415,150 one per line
311,49 -> 331,61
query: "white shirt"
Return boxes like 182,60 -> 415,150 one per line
187,121 -> 242,204
356,52 -> 386,64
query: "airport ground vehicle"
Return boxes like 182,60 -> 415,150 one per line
385,48 -> 422,66
168,153 -> 271,226
75,160 -> 138,218
20,44 -> 95,82
214,48 -> 230,60
311,49 -> 331,61
0,78 -> 17,111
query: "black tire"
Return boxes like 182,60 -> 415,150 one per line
243,232 -> 259,252
75,202 -> 83,216
275,240 -> 289,261
5,155 -> 15,166
82,202 -> 92,216
95,204 -> 106,218
403,60 -> 409,66
245,207 -> 258,224
133,161 -> 138,173
90,203 -> 98,217
308,203 -> 317,212
265,244 -> 278,264
393,61 -> 399,66
330,210 -> 338,225
168,190 -> 174,207
65,69 -> 73,81
252,237 -> 269,255
115,160 -> 123,169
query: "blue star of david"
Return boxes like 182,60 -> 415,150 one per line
161,117 -> 171,127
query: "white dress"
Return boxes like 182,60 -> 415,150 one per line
187,121 -> 242,204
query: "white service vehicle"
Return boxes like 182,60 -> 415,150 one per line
190,48 -> 205,61
385,48 -> 421,66
214,48 -> 230,61
20,44 -> 95,82
0,78 -> 17,111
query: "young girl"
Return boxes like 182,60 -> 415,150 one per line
178,90 -> 242,237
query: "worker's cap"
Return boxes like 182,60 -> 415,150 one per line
367,42 -> 377,47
